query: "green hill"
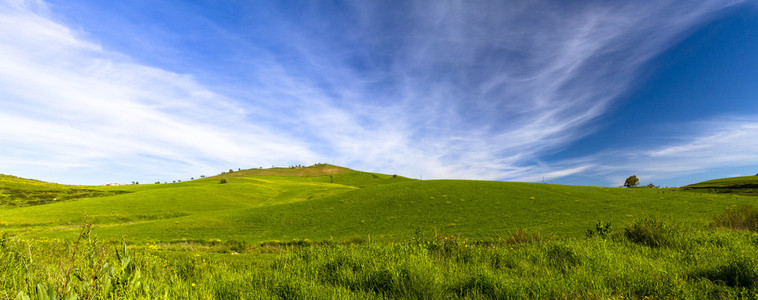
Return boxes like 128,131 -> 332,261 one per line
211,163 -> 354,178
4,168 -> 758,299
684,175 -> 758,196
2,168 -> 757,243
0,174 -> 130,208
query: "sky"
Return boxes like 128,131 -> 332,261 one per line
1,0 -> 758,187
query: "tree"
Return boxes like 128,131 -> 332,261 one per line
624,175 -> 639,188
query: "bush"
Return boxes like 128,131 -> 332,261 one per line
219,178 -> 228,184
624,218 -> 675,248
710,205 -> 758,232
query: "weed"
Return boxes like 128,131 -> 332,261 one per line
710,205 -> 758,232
624,218 -> 676,248
586,221 -> 612,238
9,218 -> 146,300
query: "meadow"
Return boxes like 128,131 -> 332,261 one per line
2,165 -> 758,299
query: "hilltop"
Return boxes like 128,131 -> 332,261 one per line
210,164 -> 354,178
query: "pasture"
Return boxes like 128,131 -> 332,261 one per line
2,166 -> 758,299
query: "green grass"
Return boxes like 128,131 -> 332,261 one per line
210,163 -> 353,178
4,170 -> 758,298
686,175 -> 758,189
2,173 -> 757,243
4,220 -> 758,299
684,175 -> 758,196
0,174 -> 131,208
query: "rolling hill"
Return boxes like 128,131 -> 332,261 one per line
4,168 -> 758,299
683,175 -> 758,196
2,166 -> 757,243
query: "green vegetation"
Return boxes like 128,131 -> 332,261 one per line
0,175 -> 130,208
623,175 -> 639,188
209,164 -> 352,179
2,168 -> 758,298
4,215 -> 758,299
685,175 -> 758,196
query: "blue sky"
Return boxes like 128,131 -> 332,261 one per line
2,0 -> 758,186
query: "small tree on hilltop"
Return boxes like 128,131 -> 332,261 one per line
624,175 -> 640,188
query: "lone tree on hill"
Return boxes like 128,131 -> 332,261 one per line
624,175 -> 640,188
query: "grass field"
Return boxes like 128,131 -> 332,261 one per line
2,166 -> 758,299
684,175 -> 758,196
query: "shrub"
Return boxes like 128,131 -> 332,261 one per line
710,205 -> 758,232
624,218 -> 675,248
219,178 -> 228,184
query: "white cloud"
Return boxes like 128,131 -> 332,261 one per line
0,1 -> 318,184
536,117 -> 758,186
0,0 -> 753,184
264,1 -> 749,180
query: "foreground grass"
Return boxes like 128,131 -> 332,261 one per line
3,217 -> 758,299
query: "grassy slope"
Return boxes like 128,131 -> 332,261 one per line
684,175 -> 758,196
3,178 -> 755,243
80,181 -> 758,242
3,169 -> 758,243
685,175 -> 758,188
0,174 -> 130,208
210,164 -> 353,178
0,169 -> 412,236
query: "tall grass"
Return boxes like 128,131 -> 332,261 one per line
4,220 -> 758,299
711,204 -> 758,232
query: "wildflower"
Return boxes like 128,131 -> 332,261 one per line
191,283 -> 196,287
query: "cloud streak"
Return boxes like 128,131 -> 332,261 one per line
255,1 -> 749,180
0,1 -> 318,184
0,0 -> 754,185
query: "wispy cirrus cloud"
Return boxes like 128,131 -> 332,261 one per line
0,0 -> 754,184
533,117 -> 758,186
0,1 -> 318,184
250,1 -> 748,180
